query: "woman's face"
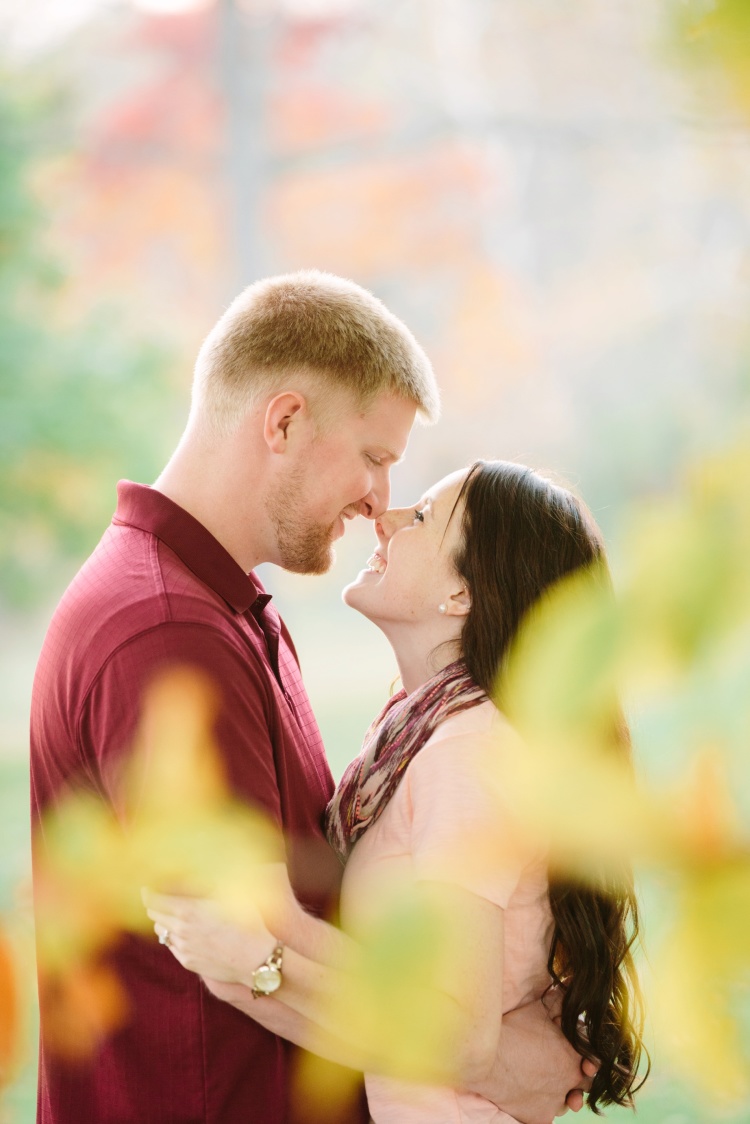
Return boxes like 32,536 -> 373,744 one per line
343,467 -> 471,628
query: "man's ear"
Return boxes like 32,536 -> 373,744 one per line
444,588 -> 471,618
263,391 -> 307,454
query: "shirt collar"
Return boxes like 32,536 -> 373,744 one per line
113,480 -> 270,616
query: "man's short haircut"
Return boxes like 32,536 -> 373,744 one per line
191,270 -> 440,434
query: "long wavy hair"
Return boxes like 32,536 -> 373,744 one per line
451,460 -> 648,1112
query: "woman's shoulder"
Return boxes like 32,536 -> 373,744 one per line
423,697 -> 514,748
407,699 -> 522,790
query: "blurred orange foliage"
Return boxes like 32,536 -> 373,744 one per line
0,928 -> 18,1088
38,961 -> 129,1061
273,143 -> 489,276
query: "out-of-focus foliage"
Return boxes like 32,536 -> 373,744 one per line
4,0 -> 750,1120
34,667 -> 283,1054
11,0 -> 747,538
0,926 -> 19,1091
670,0 -> 750,117
493,435 -> 750,1108
25,439 -> 750,1111
287,879 -> 490,1120
35,668 -> 475,1091
322,883 -> 465,1082
32,667 -> 497,1097
0,79 -> 177,608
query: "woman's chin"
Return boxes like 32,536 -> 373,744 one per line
342,576 -> 365,610
342,570 -> 381,613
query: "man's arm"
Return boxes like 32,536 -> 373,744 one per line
83,623 -> 283,825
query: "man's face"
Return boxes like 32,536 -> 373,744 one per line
266,392 -> 417,575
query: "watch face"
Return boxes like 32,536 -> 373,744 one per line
253,964 -> 282,995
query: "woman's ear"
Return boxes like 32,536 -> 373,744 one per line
443,588 -> 471,618
263,391 -> 307,454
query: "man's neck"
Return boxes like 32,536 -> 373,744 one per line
154,431 -> 271,574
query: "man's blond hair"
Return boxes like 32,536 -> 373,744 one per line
191,270 -> 440,434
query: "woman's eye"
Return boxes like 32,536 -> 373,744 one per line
414,509 -> 425,522
366,454 -> 382,467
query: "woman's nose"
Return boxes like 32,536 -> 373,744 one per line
374,516 -> 389,544
376,508 -> 410,541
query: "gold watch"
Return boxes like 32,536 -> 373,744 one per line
250,942 -> 284,999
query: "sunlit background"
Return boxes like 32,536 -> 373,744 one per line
1,0 -> 749,1120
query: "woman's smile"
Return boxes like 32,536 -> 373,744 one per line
342,467 -> 471,638
365,551 -> 387,575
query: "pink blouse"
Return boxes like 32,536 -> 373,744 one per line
340,700 -> 554,1123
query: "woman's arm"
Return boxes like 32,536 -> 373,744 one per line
146,875 -> 590,1117
145,872 -> 505,1088
199,979 -> 594,1123
198,977 -> 384,1073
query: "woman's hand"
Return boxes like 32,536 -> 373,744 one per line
202,977 -> 264,1016
142,889 -> 277,986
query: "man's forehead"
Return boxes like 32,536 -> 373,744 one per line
358,393 -> 416,436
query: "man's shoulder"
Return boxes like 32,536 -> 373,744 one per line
42,522 -> 243,678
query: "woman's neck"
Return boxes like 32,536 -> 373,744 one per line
381,623 -> 461,696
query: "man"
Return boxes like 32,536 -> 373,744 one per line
31,270 -> 593,1123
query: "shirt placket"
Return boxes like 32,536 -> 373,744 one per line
247,600 -> 300,722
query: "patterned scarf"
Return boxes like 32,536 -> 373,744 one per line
325,659 -> 487,863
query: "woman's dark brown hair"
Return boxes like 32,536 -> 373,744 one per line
451,460 -> 648,1112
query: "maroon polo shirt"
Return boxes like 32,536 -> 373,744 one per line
30,481 -> 366,1124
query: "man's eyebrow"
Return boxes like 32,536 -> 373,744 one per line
374,446 -> 403,464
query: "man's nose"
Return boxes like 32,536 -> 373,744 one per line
358,476 -> 391,520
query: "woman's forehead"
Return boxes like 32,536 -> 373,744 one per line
424,467 -> 471,508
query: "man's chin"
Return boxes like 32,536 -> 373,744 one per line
280,546 -> 335,576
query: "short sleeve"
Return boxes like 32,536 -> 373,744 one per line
79,622 -> 283,825
406,729 -> 530,909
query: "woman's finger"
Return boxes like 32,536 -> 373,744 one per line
145,908 -> 184,934
141,890 -> 197,917
563,1089 -> 582,1112
144,888 -> 216,918
152,921 -> 184,949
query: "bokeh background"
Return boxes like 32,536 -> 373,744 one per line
1,0 -> 749,1120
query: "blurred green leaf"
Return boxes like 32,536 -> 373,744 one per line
0,77 -> 179,607
668,0 -> 750,119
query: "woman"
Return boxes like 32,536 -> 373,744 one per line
147,460 -> 646,1121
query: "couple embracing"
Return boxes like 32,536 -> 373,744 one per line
31,271 -> 645,1123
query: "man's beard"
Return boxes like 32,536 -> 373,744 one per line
266,469 -> 337,575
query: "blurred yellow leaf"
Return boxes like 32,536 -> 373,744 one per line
290,1052 -> 366,1124
672,0 -> 750,120
651,862 -> 750,1102
484,437 -> 750,1104
319,882 -> 466,1085
35,666 -> 284,1052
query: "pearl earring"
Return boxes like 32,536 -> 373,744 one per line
438,603 -> 447,614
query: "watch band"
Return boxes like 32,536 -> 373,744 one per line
250,942 -> 284,999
